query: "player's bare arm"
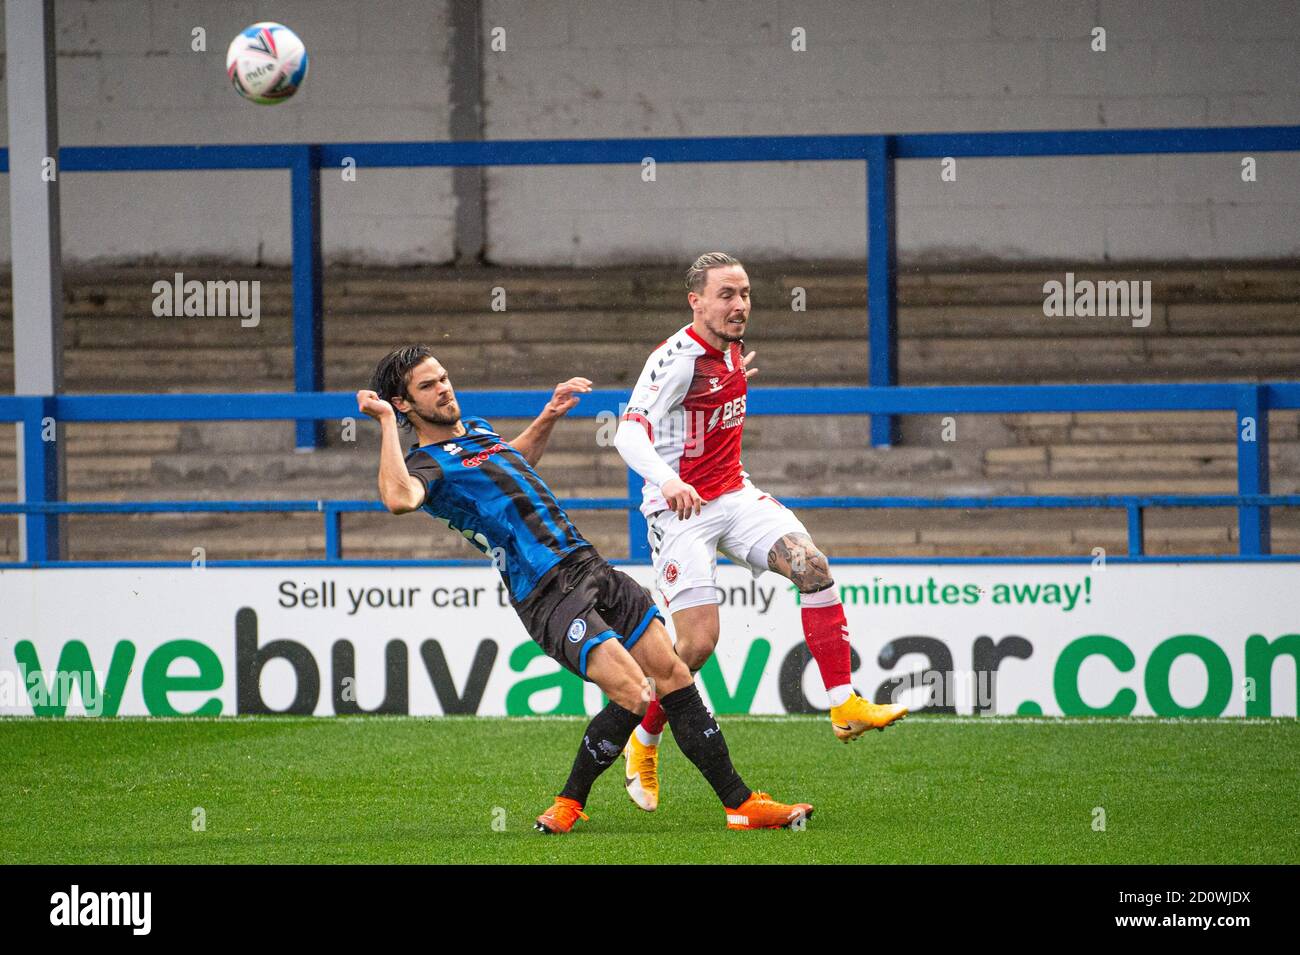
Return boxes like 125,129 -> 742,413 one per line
510,376 -> 592,466
357,389 -> 425,513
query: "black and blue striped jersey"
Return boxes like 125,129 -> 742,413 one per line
404,415 -> 591,604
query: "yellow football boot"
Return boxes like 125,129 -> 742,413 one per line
830,693 -> 908,741
622,734 -> 660,812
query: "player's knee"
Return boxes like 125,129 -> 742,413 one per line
655,656 -> 693,694
676,638 -> 714,672
794,552 -> 833,592
636,644 -> 692,695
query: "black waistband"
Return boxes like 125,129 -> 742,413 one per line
514,545 -> 599,610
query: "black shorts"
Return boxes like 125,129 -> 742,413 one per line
514,546 -> 664,680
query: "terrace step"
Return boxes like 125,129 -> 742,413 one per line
3,265 -> 1299,561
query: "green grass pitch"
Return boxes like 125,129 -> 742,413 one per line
2,715 -> 1297,864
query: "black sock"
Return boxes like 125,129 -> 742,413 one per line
559,702 -> 643,806
659,684 -> 752,809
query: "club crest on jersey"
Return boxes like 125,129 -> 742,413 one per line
567,618 -> 588,643
708,376 -> 722,392
663,560 -> 680,585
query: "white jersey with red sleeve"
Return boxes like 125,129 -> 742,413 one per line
619,324 -> 749,518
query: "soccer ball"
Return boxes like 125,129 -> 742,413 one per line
226,22 -> 308,105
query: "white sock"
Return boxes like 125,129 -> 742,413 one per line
634,725 -> 661,746
827,684 -> 853,707
801,585 -> 842,608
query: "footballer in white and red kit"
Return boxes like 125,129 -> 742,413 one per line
620,325 -> 796,598
613,252 -> 908,812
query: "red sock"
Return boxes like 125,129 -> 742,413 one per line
641,697 -> 668,735
800,587 -> 852,692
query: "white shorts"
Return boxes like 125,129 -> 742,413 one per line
647,481 -> 809,612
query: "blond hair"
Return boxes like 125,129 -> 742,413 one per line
685,251 -> 743,293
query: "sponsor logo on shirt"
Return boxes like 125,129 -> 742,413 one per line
707,395 -> 746,432
461,442 -> 506,468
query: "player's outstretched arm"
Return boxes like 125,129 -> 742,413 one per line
510,376 -> 592,467
356,389 -> 426,513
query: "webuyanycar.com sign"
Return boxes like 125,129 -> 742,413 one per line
1,565 -> 1295,717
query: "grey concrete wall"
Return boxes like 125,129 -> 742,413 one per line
0,0 -> 454,264
1,0 -> 1298,265
481,0 -> 1300,264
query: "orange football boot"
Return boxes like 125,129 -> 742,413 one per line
534,796 -> 589,834
724,791 -> 814,830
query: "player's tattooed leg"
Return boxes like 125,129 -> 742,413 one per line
777,533 -> 855,711
767,533 -> 833,592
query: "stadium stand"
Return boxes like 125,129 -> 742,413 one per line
3,264 -> 1296,561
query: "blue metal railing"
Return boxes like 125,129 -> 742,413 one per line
2,382 -> 1294,565
2,494 -> 1298,567
5,124 -> 1300,448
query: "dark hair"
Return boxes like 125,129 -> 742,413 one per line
369,344 -> 436,432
